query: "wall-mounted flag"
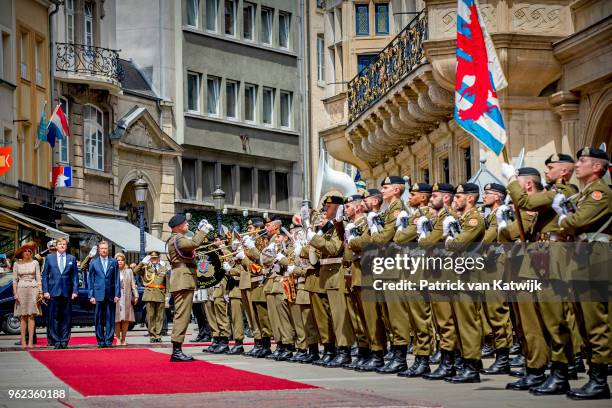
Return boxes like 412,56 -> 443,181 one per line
52,165 -> 72,187
0,146 -> 12,177
36,102 -> 48,146
47,105 -> 70,148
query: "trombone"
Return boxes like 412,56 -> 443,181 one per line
194,229 -> 266,252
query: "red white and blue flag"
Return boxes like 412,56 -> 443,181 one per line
52,165 -> 72,187
454,0 -> 507,155
46,105 -> 70,148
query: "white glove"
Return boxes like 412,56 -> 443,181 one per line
266,242 -> 276,251
306,229 -> 316,241
395,210 -> 409,227
236,250 -> 245,260
344,222 -> 355,242
287,265 -> 295,274
159,260 -> 166,268
501,163 -> 516,181
367,211 -> 378,224
142,255 -> 151,264
558,214 -> 567,226
243,236 -> 255,249
551,193 -> 567,217
275,252 -> 286,262
88,245 -> 98,258
198,219 -> 213,233
496,205 -> 509,231
442,215 -> 457,237
416,216 -> 428,236
222,261 -> 231,272
335,205 -> 344,222
367,212 -> 380,235
418,232 -> 427,241
223,295 -> 230,303
231,240 -> 240,251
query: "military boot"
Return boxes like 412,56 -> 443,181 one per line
312,343 -> 335,366
325,346 -> 351,368
506,367 -> 546,390
423,350 -> 455,380
213,336 -> 230,354
510,354 -> 525,367
300,343 -> 320,364
376,345 -> 407,374
358,350 -> 385,372
276,344 -> 295,361
289,348 -> 308,362
445,359 -> 481,383
227,339 -> 244,355
398,355 -> 431,377
430,347 -> 441,364
344,348 -> 370,370
566,363 -> 611,400
203,337 -> 219,353
170,342 -> 194,362
267,342 -> 283,359
255,337 -> 272,358
481,340 -> 495,359
383,345 -> 396,361
481,348 -> 510,375
245,338 -> 262,357
530,362 -> 570,395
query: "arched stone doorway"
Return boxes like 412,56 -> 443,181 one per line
592,103 -> 612,150
119,178 -> 155,236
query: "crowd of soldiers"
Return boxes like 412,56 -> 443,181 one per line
160,146 -> 610,401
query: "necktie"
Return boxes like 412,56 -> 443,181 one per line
102,258 -> 107,272
59,254 -> 65,272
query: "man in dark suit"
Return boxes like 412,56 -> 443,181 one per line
42,238 -> 79,349
88,241 -> 120,347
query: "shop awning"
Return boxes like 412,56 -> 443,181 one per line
67,212 -> 167,253
0,207 -> 68,239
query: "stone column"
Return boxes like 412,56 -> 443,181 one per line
550,91 -> 580,154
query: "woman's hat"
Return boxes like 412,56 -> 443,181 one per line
15,241 -> 37,259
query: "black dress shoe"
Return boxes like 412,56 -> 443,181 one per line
510,354 -> 525,367
245,339 -> 262,357
481,348 -> 510,375
289,349 -> 308,362
376,345 -> 407,374
275,346 -> 295,362
530,362 -> 570,395
357,351 -> 385,372
204,337 -> 219,353
445,359 -> 481,383
566,363 -> 611,400
430,348 -> 441,365
423,350 -> 455,380
313,351 -> 336,366
170,342 -> 194,362
344,348 -> 370,370
506,367 -> 546,390
398,355 -> 430,377
266,343 -> 283,360
300,352 -> 320,364
509,366 -> 527,377
481,342 -> 495,359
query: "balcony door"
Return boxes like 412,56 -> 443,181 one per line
83,2 -> 95,71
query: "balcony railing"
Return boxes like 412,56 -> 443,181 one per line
347,11 -> 428,124
55,42 -> 122,83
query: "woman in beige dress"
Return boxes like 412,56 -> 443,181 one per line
12,242 -> 41,349
114,253 -> 138,346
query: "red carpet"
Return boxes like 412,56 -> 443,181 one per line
36,336 -> 115,346
30,348 -> 317,396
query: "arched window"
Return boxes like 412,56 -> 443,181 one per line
84,104 -> 104,170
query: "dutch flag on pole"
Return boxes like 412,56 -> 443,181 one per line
454,0 -> 507,155
46,105 -> 70,148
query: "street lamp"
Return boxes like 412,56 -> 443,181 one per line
134,176 -> 148,260
212,185 -> 226,234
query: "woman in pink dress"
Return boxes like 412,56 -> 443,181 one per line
114,253 -> 138,346
12,242 -> 41,349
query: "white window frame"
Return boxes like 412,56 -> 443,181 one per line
186,71 -> 201,113
262,87 -> 274,126
0,31 -> 10,81
316,34 -> 325,83
243,2 -> 256,41
34,39 -> 43,87
19,32 -> 27,80
205,0 -> 218,32
224,0 -> 236,37
84,3 -> 93,46
207,75 -> 220,116
244,83 -> 257,123
186,0 -> 199,28
84,104 -> 104,171
225,79 -> 238,119
261,7 -> 273,45
278,11 -> 290,50
58,97 -> 70,163
280,90 -> 292,128
65,0 -> 74,43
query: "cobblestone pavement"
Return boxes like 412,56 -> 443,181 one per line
0,325 -> 610,408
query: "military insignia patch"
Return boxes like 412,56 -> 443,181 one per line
412,183 -> 419,191
457,185 -> 464,193
591,191 -> 603,201
468,218 -> 478,226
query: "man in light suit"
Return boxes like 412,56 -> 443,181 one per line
42,238 -> 79,349
88,241 -> 121,347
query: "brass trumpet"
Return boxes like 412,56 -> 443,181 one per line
195,229 -> 266,251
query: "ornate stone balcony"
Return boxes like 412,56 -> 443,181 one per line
55,42 -> 123,92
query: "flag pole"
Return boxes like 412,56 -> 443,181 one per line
501,145 -> 526,242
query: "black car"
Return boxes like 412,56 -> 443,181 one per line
0,270 -> 147,335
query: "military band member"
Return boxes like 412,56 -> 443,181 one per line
166,213 -> 213,362
309,194 -> 354,367
134,251 -> 169,343
224,250 -> 246,354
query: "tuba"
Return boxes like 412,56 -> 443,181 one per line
313,156 -> 358,208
